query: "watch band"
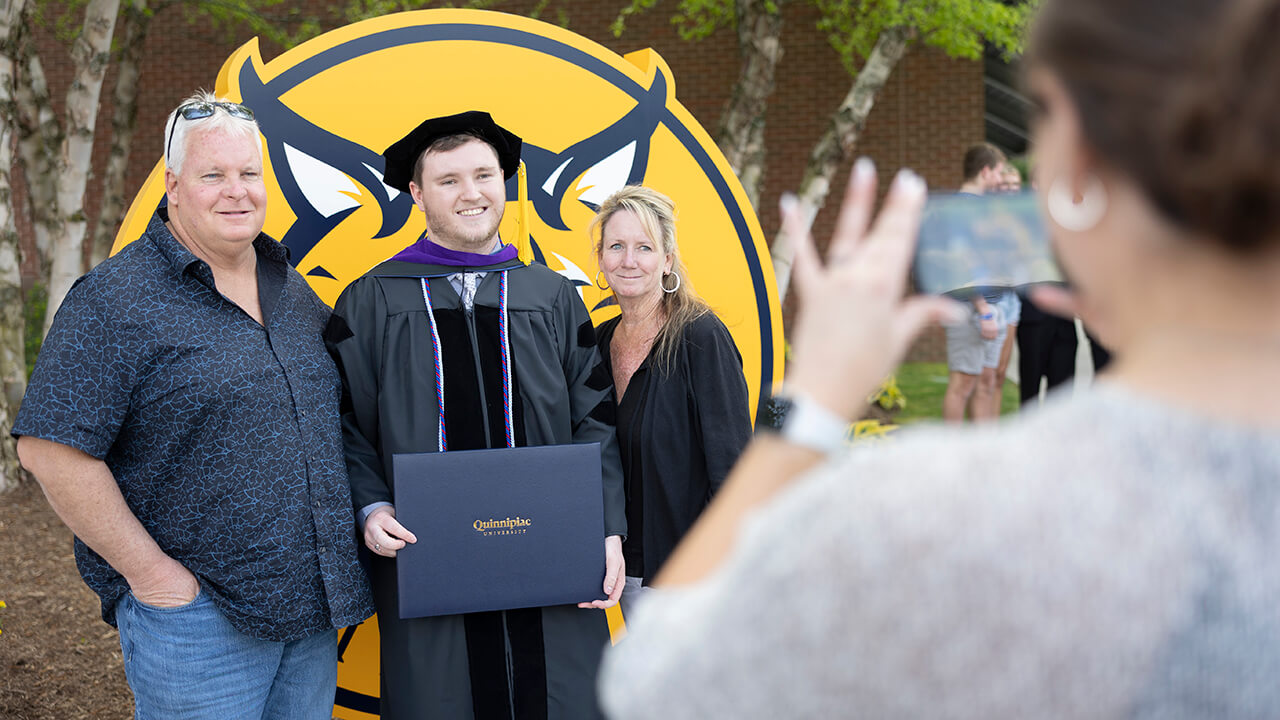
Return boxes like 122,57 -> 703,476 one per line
759,391 -> 849,455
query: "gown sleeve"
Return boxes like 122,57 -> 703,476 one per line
325,276 -> 393,511
555,279 -> 627,539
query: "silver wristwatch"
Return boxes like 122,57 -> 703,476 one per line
758,391 -> 849,455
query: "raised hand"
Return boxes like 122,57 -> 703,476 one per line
784,159 -> 964,421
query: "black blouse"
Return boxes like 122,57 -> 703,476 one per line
598,311 -> 753,583
616,362 -> 649,573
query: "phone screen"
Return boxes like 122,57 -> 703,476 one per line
913,191 -> 1063,296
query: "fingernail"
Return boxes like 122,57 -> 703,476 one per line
780,192 -> 798,214
894,169 -> 926,195
854,157 -> 875,182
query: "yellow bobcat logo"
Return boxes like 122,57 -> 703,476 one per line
115,9 -> 782,717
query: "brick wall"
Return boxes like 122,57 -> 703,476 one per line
20,0 -> 980,361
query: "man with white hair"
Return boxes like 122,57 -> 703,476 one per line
12,91 -> 373,719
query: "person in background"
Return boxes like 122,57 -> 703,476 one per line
13,91 -> 373,719
989,163 -> 1025,413
1016,161 -> 1113,405
600,0 -> 1280,715
1017,293 -> 1080,404
590,186 -> 751,619
998,163 -> 1024,193
942,143 -> 1014,422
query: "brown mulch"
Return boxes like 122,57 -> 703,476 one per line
0,480 -> 133,720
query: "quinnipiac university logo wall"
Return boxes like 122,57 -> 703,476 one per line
115,9 -> 783,718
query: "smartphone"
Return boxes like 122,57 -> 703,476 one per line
913,191 -> 1063,297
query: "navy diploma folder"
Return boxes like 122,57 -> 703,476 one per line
392,443 -> 607,618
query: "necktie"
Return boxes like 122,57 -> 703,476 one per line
461,272 -> 477,312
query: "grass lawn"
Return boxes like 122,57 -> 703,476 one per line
892,362 -> 1020,424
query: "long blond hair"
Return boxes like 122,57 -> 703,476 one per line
591,185 -> 710,372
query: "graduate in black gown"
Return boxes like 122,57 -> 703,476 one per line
325,111 -> 626,720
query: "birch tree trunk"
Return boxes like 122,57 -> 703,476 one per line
0,0 -> 30,493
42,0 -> 120,336
715,0 -> 783,210
12,12 -> 60,277
89,0 -> 150,267
770,26 -> 910,301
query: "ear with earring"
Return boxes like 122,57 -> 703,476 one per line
661,271 -> 680,294
1047,174 -> 1108,232
595,270 -> 611,291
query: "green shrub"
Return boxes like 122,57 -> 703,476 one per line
24,283 -> 47,379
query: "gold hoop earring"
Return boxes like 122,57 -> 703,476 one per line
595,270 -> 611,291
662,271 -> 680,294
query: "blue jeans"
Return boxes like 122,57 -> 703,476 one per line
115,590 -> 337,720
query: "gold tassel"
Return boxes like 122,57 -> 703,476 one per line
515,160 -> 534,265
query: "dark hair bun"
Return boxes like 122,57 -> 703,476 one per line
1158,0 -> 1280,251
1032,0 -> 1280,252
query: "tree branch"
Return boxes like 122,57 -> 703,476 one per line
0,0 -> 30,492
770,26 -> 911,301
43,0 -> 120,336
714,0 -> 783,210
90,0 -> 150,267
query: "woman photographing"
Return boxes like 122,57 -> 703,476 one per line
591,186 -> 752,618
601,0 -> 1280,715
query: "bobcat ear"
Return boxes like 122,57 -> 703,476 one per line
284,142 -> 362,218
549,251 -> 590,289
363,163 -> 401,201
573,141 -> 637,209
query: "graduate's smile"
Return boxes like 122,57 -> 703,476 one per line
411,138 -> 507,252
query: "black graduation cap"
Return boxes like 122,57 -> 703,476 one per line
381,110 -> 523,192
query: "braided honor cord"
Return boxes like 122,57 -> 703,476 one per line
419,272 -> 516,451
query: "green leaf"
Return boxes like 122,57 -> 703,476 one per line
815,0 -> 1033,72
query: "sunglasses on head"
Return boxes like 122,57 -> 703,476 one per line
165,101 -> 256,161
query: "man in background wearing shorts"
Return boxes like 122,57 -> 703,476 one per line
942,143 -> 1013,422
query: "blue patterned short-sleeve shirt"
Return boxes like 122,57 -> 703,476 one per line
14,209 -> 374,643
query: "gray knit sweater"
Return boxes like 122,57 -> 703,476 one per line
599,383 -> 1280,719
